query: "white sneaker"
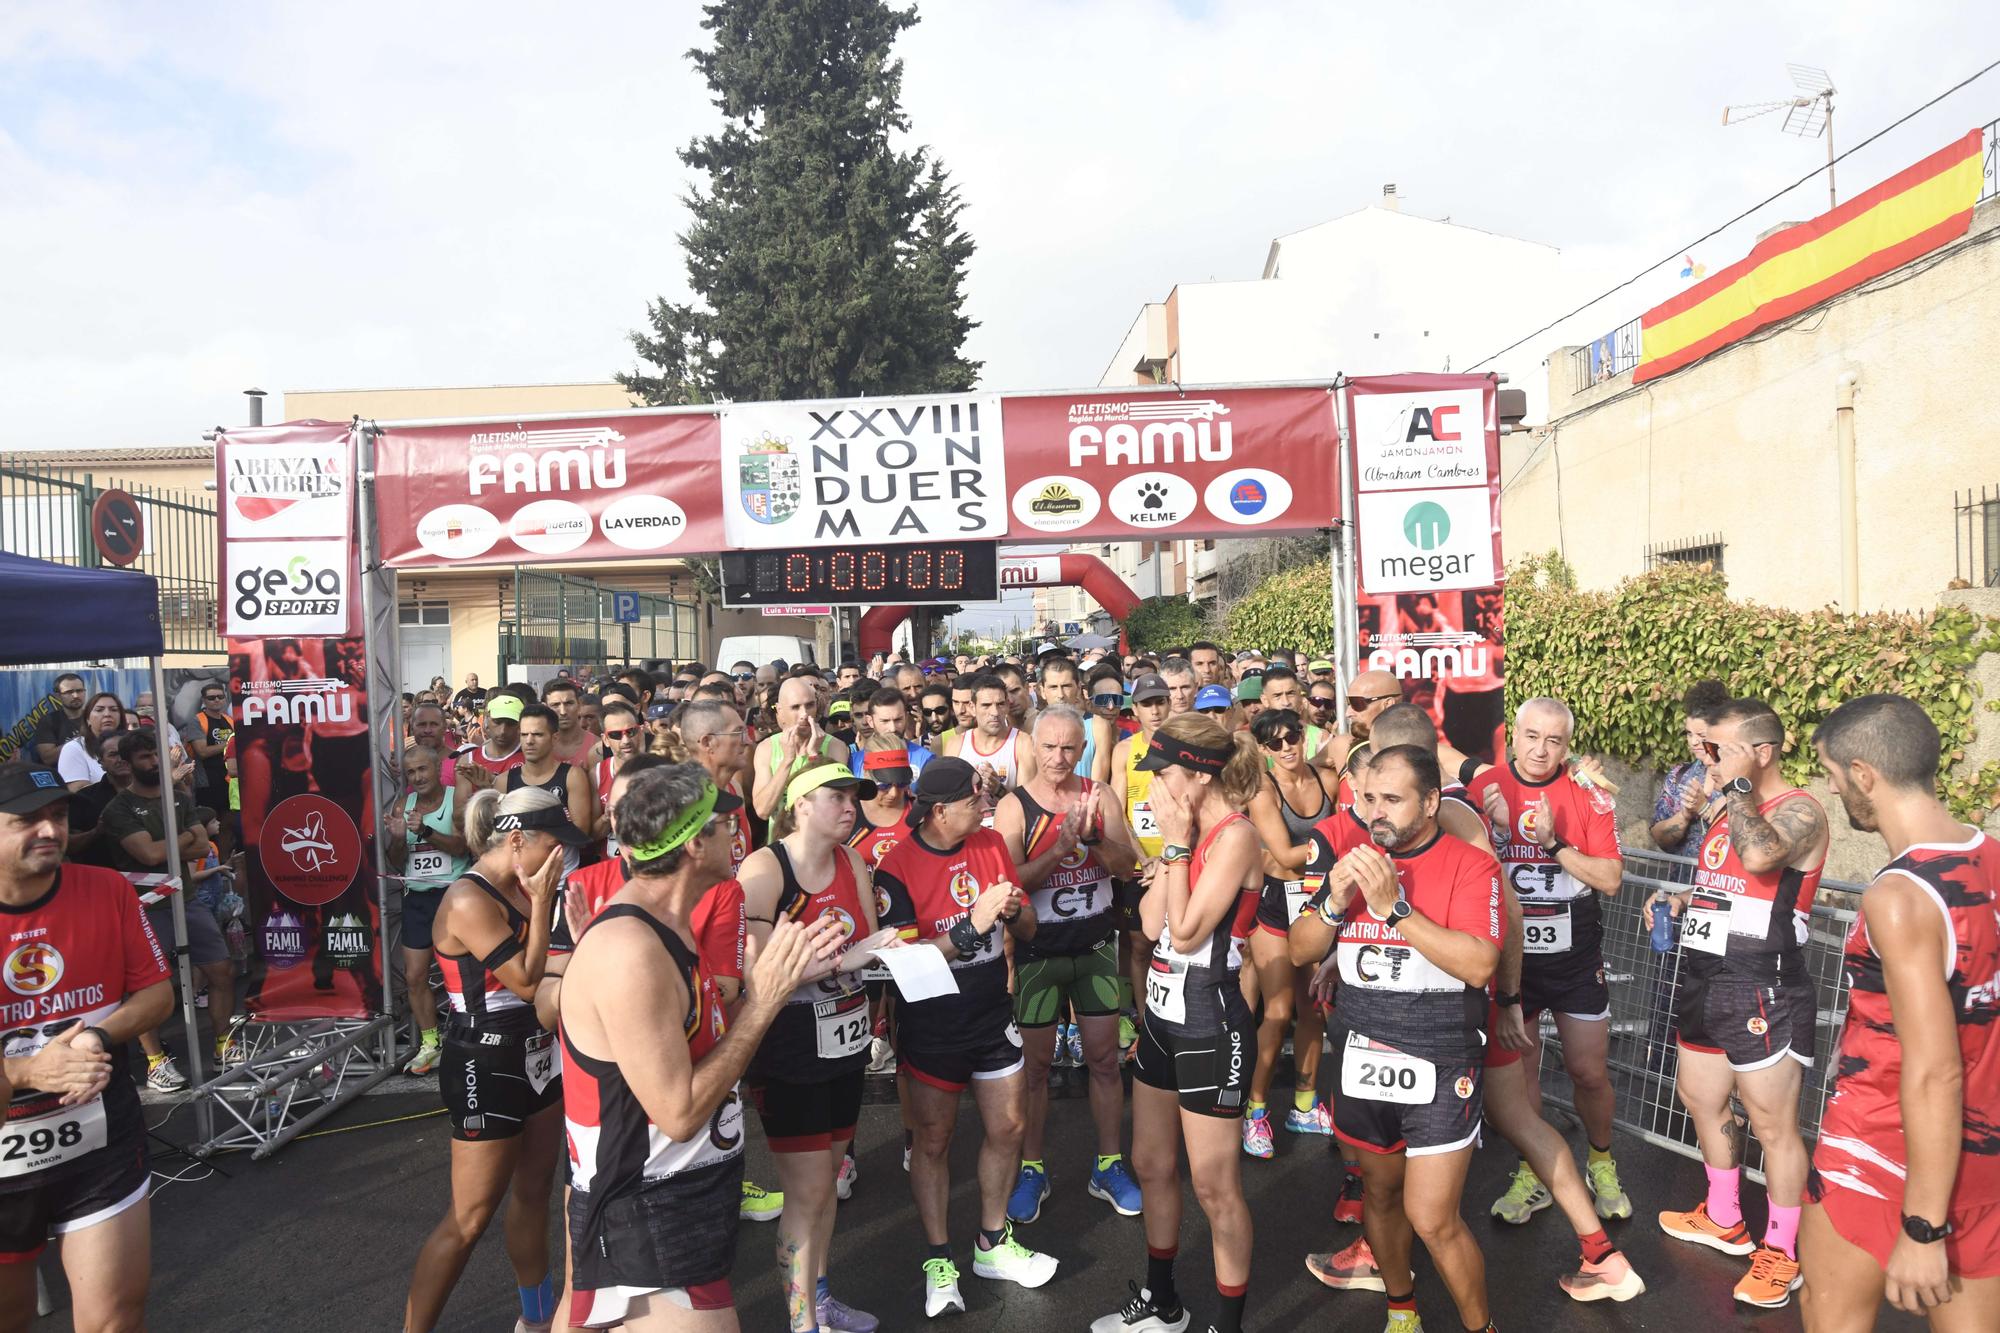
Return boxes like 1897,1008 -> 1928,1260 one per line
1090,1282 -> 1190,1333
972,1225 -> 1058,1289
836,1151 -> 858,1201
145,1056 -> 189,1092
867,1036 -> 897,1073
922,1257 -> 965,1317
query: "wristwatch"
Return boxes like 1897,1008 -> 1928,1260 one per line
1388,898 -> 1413,924
1161,844 -> 1193,864
1902,1214 -> 1955,1244
1495,992 -> 1522,1008
1724,776 -> 1754,797
1544,832 -> 1570,854
948,917 -> 983,955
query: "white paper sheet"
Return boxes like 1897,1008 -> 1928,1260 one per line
872,941 -> 960,1002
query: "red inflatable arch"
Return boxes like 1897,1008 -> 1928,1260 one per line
857,552 -> 1140,658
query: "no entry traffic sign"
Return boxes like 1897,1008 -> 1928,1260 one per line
91,488 -> 145,567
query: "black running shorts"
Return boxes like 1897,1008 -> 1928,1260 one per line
898,1025 -> 1024,1093
1676,959 -> 1817,1071
439,1020 -> 562,1141
747,1068 -> 865,1154
1329,1033 -> 1483,1157
0,1134 -> 149,1264
1132,978 -> 1256,1119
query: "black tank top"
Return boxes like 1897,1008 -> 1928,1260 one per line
507,761 -> 575,803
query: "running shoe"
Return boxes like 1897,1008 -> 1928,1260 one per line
1119,1013 -> 1139,1059
817,1294 -> 880,1332
1733,1246 -> 1802,1308
1586,1155 -> 1633,1220
512,1319 -> 552,1333
215,1033 -> 247,1067
1333,1171 -> 1365,1225
836,1151 -> 858,1201
972,1224 -> 1059,1288
1088,1281 -> 1189,1333
1066,1024 -> 1085,1068
922,1257 -> 965,1317
1560,1250 -> 1646,1302
146,1055 -> 189,1092
1054,1023 -> 1078,1068
195,986 -> 209,1009
1491,1160 -> 1551,1224
739,1180 -> 784,1222
1305,1236 -> 1384,1292
1007,1163 -> 1049,1224
868,1036 -> 897,1074
1656,1200 -> 1755,1256
404,1034 -> 442,1075
1285,1101 -> 1335,1136
1088,1158 -> 1143,1216
1242,1110 -> 1274,1159
1383,1310 -> 1423,1333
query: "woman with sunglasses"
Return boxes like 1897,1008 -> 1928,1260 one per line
739,761 -> 885,1333
1097,714 -> 1265,1333
1237,708 -> 1337,1160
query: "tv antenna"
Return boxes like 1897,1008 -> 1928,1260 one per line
1723,64 -> 1838,210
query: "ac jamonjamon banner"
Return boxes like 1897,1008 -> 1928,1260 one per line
375,412 -> 725,568
1345,374 -> 1505,763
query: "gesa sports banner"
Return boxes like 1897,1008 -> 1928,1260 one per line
1001,387 -> 1337,540
1345,374 -> 1505,763
229,635 -> 383,1021
375,412 -> 724,567
215,421 -> 358,638
720,395 -> 1006,547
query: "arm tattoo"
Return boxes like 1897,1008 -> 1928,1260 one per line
1726,789 -> 1824,866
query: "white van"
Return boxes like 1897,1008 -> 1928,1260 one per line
713,635 -> 818,672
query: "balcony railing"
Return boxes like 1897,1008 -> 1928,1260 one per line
1955,485 -> 2000,589
1569,317 -> 1643,393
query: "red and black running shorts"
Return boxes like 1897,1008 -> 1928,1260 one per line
898,1025 -> 1025,1093
747,1068 -> 864,1153
1676,960 -> 1816,1072
1330,1032 -> 1483,1157
0,1136 -> 150,1264
1809,1172 -> 2000,1280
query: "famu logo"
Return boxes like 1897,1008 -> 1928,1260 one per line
3,942 -> 62,997
1403,501 -> 1451,550
948,868 -> 979,908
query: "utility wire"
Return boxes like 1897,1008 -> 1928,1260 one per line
1469,56 -> 2000,371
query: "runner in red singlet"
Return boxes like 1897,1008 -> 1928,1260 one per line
592,700 -> 646,857
1800,694 -> 2000,1330
1654,698 -> 1830,1309
0,764 -> 172,1330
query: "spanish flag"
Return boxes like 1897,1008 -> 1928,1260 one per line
1635,128 -> 1986,384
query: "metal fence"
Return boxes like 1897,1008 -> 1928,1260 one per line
1983,117 -> 2000,205
1644,532 -> 1726,574
1568,317 -> 1645,393
1533,847 -> 1861,1182
0,460 -> 222,658
500,569 -> 700,675
1955,484 -> 2000,588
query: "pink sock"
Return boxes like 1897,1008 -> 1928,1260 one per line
1765,1204 -> 1801,1258
1704,1164 -> 1742,1228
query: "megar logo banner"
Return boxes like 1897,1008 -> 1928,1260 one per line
720,396 -> 1007,548
1355,488 -> 1495,594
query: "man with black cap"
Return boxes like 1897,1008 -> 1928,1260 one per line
875,756 -> 1059,1315
0,762 -> 174,1331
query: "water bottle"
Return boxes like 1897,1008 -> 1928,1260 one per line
1650,900 -> 1675,952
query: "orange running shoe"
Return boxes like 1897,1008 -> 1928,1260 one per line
1733,1246 -> 1802,1308
1657,1201 -> 1755,1256
1304,1236 -> 1384,1292
1560,1250 -> 1646,1303
1333,1171 -> 1364,1225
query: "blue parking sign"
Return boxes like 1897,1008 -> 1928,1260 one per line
611,591 -> 641,624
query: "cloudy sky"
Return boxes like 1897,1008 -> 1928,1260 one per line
4,2 -> 1997,627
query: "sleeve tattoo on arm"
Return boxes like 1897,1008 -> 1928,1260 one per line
1726,790 -> 1824,866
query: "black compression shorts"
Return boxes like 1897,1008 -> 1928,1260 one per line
1132,980 -> 1256,1118
1521,956 -> 1610,1021
747,1068 -> 865,1154
898,1025 -> 1024,1093
0,1134 -> 149,1264
440,1020 -> 561,1141
1676,960 -> 1817,1071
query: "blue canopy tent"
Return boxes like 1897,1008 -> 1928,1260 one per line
0,550 -> 210,1141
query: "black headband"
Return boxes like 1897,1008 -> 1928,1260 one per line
1137,735 -> 1232,777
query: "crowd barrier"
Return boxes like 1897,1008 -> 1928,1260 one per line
1533,847 -> 1863,1181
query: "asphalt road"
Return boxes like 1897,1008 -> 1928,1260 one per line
28,1058 -> 1934,1333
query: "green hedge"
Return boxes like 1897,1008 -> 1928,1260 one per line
1221,561 -> 1336,653
1505,553 -> 2000,820
1120,595 -> 1210,654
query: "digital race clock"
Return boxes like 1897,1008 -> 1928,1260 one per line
720,541 -> 999,607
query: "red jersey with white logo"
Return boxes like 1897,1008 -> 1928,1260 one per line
1153,812 -> 1261,974
1685,790 -> 1824,973
1465,762 -> 1619,969
726,784 -> 752,872
1321,829 -> 1502,1064
876,827 -> 1016,1050
562,905 -> 740,1202
2,865 -> 169,1190
559,860 -> 745,983
1818,830 -> 2000,1207
846,810 -> 904,872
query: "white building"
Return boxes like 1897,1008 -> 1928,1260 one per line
1074,186 -> 1588,612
